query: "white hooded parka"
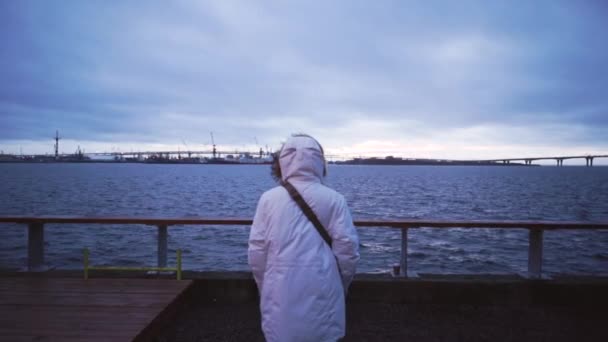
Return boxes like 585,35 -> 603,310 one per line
248,136 -> 360,342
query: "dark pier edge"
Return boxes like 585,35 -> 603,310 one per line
150,272 -> 608,340
2,270 -> 607,341
179,272 -> 608,306
3,270 -> 606,306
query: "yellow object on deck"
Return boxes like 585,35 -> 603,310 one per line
83,248 -> 183,280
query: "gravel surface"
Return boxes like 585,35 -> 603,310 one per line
157,301 -> 607,341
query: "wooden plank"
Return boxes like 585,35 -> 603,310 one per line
133,275 -> 193,342
0,307 -> 172,339
0,278 -> 189,293
0,293 -> 176,307
0,322 -> 153,333
0,278 -> 192,342
0,306 -> 157,324
0,326 -> 145,339
0,336 -> 119,342
0,284 -> 187,295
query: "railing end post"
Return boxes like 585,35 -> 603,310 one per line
527,228 -> 544,279
177,249 -> 182,281
83,248 -> 89,280
157,224 -> 169,268
27,222 -> 46,272
399,227 -> 409,277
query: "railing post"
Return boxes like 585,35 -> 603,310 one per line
28,223 -> 45,271
157,225 -> 168,268
527,228 -> 543,279
176,249 -> 182,281
400,227 -> 408,277
83,248 -> 89,280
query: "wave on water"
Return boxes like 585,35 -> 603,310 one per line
0,164 -> 607,275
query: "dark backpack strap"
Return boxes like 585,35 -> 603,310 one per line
281,180 -> 333,248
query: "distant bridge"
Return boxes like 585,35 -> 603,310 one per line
469,155 -> 608,167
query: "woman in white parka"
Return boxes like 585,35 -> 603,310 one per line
248,134 -> 360,342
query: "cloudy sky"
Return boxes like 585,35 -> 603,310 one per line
1,0 -> 607,163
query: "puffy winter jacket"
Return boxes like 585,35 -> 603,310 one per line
248,135 -> 360,342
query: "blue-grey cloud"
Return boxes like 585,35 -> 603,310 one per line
1,0 -> 607,155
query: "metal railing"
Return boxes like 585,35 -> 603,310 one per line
1,216 -> 607,279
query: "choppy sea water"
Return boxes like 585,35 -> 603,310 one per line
0,163 -> 607,275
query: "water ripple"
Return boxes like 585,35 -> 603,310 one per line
0,164 -> 607,275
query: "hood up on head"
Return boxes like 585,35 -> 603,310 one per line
279,135 -> 326,183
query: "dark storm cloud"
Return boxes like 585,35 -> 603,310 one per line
0,0 -> 607,153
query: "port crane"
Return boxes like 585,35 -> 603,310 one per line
210,132 -> 217,159
53,130 -> 61,160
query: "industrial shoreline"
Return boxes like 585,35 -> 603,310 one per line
0,155 -> 537,166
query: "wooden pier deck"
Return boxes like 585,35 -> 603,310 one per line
0,277 -> 192,342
